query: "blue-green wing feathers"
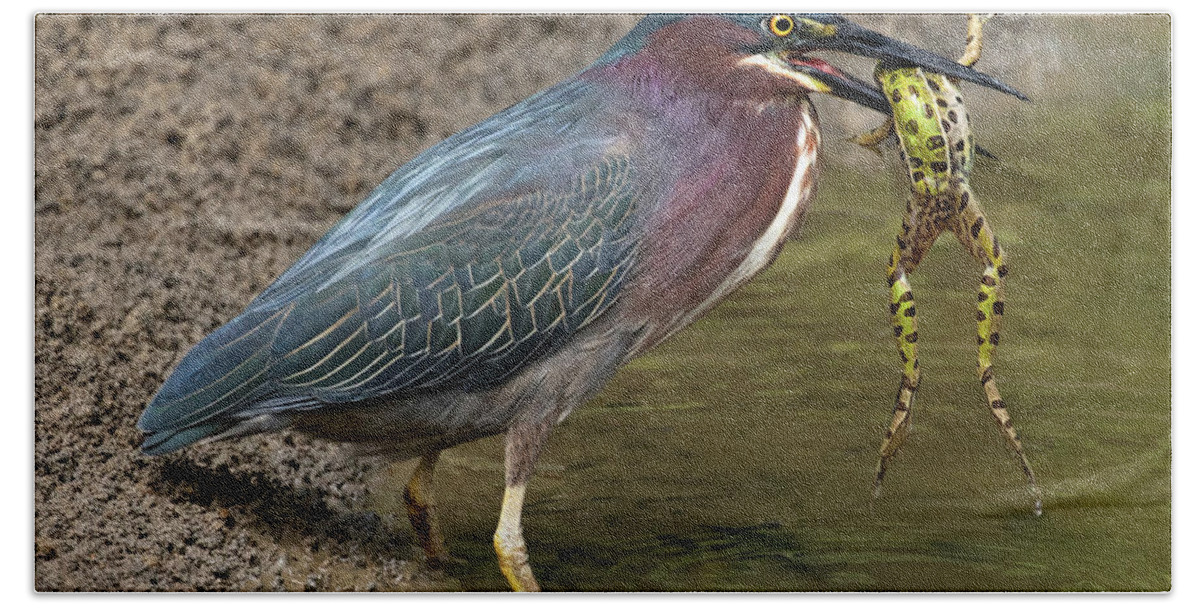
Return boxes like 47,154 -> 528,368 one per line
138,84 -> 648,453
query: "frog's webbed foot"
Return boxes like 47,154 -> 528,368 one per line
853,120 -> 896,157
955,206 -> 1043,516
874,241 -> 921,498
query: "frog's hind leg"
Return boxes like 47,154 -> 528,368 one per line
874,238 -> 922,498
953,202 -> 1043,515
958,14 -> 993,68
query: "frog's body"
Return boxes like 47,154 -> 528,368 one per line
883,63 -> 982,269
860,16 -> 1041,514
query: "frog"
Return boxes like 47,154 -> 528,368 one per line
856,15 -> 1042,515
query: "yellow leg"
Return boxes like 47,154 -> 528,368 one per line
875,242 -> 920,497
404,452 -> 451,566
494,483 -> 539,592
966,213 -> 1043,515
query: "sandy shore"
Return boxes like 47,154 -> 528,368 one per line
34,13 -> 637,591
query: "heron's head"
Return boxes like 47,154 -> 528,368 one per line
597,13 -> 1026,112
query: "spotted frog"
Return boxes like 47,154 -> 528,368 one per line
857,15 -> 1042,515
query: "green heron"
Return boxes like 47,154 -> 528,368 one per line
138,14 -> 1024,591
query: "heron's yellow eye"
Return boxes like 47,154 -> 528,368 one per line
769,15 -> 794,37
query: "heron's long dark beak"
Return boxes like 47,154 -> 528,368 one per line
784,57 -> 892,113
787,13 -> 1027,111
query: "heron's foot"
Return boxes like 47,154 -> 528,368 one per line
494,529 -> 540,592
494,483 -> 540,591
404,452 -> 452,567
411,526 -> 453,569
405,493 -> 452,567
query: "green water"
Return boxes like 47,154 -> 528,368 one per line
368,29 -> 1170,591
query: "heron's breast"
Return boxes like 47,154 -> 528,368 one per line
625,103 -> 821,354
693,109 -> 820,310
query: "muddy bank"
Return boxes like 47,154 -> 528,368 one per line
33,13 -> 637,591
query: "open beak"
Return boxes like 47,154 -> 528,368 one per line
783,55 -> 893,113
783,14 -> 1028,112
